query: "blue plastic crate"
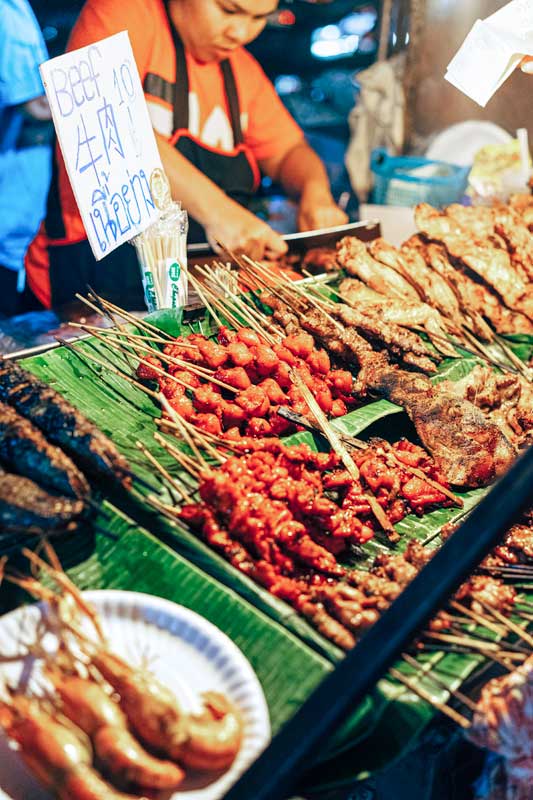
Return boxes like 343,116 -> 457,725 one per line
370,148 -> 470,208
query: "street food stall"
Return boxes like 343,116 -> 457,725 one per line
1,2 -> 533,800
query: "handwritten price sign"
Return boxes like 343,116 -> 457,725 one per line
40,31 -> 162,259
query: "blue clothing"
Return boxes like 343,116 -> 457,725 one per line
0,0 -> 51,273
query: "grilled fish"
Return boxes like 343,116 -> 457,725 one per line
0,402 -> 90,499
0,468 -> 86,533
0,360 -> 130,487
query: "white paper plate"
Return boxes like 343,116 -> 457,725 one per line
0,590 -> 270,800
426,121 -> 513,166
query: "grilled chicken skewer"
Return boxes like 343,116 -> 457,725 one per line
415,203 -> 533,322
0,359 -> 130,488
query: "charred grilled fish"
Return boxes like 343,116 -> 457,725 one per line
0,402 -> 90,499
0,468 -> 86,533
0,360 -> 130,487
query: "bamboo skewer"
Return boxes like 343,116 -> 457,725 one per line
144,493 -> 184,521
449,600 -> 509,637
389,667 -> 472,729
400,652 -> 478,713
197,262 -> 279,333
75,293 -> 173,341
188,273 -> 227,329
68,322 -> 190,348
476,599 -> 533,649
135,441 -> 193,504
55,337 -> 160,400
447,624 -> 530,655
423,629 -> 511,654
494,335 -> 533,382
81,326 -> 240,394
153,432 -> 202,480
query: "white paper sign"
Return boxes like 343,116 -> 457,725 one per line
40,31 -> 162,260
445,0 -> 533,107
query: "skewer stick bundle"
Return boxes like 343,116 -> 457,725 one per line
132,184 -> 188,311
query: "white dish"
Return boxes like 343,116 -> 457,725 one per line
0,590 -> 270,800
426,121 -> 513,166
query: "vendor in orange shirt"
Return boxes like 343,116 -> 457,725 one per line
26,0 -> 348,309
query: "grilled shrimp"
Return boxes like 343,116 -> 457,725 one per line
90,652 -> 243,770
89,649 -> 190,755
94,725 -> 185,789
59,766 -> 148,800
0,691 -> 152,799
0,693 -> 92,792
175,691 -> 243,772
46,669 -> 185,790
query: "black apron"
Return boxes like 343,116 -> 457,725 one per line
46,13 -> 259,308
164,8 -> 259,243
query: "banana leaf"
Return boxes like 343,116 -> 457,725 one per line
0,501 -> 330,735
502,333 -> 533,363
19,321 -> 530,790
23,342 -> 343,662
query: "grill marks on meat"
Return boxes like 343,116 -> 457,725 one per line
366,367 -> 516,488
338,278 -> 458,358
370,237 -> 463,329
415,203 -> 533,322
442,365 -> 533,450
0,359 -> 130,487
297,307 -> 388,393
0,468 -> 85,533
292,304 -> 515,488
331,304 -> 440,374
425,242 -> 533,336
337,236 -> 420,301
0,402 -> 90,499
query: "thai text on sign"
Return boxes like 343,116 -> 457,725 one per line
40,31 -> 162,259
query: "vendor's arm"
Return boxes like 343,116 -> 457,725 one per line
261,142 -> 348,232
242,51 -> 347,233
157,134 -> 287,260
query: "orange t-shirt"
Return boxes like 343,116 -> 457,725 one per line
26,0 -> 303,307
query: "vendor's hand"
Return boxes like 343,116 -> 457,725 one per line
521,56 -> 533,74
298,183 -> 349,232
205,202 -> 287,261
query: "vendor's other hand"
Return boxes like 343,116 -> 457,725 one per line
521,56 -> 533,74
206,202 -> 287,261
298,184 -> 349,232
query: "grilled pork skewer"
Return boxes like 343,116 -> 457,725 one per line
0,402 -> 90,499
336,236 -> 421,302
338,278 -> 458,357
265,297 -> 516,488
330,303 -> 440,374
0,359 -> 130,487
0,468 -> 86,533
